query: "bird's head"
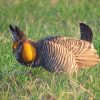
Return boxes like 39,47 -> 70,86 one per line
9,25 -> 37,64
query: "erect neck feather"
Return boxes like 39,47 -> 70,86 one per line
22,42 -> 36,62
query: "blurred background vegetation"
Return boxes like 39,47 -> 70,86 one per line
0,0 -> 100,100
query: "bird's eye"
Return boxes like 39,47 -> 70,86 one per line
13,42 -> 19,49
13,41 -> 22,50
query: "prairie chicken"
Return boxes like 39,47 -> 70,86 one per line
9,23 -> 100,74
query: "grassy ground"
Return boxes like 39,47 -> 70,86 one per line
0,0 -> 100,100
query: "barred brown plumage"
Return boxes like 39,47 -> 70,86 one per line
36,41 -> 78,73
39,36 -> 91,55
9,23 -> 100,74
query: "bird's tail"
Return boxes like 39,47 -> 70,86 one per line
80,23 -> 93,43
75,45 -> 100,68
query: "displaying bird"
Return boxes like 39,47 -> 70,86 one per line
9,23 -> 100,74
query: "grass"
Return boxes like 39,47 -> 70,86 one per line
0,0 -> 100,99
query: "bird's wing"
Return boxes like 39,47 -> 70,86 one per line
39,36 -> 92,55
38,41 -> 78,74
47,37 -> 100,67
38,38 -> 100,70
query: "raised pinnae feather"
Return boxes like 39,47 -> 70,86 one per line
15,26 -> 25,39
9,25 -> 15,32
9,25 -> 19,41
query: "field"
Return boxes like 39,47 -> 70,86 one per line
0,0 -> 100,100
